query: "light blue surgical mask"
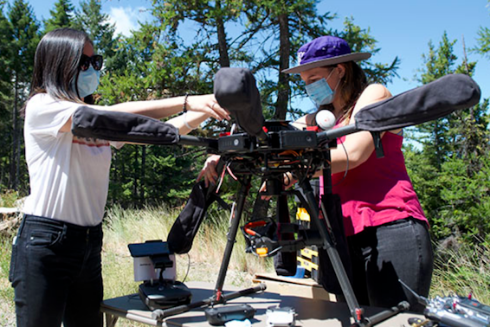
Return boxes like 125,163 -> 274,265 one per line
74,65 -> 100,98
305,69 -> 337,108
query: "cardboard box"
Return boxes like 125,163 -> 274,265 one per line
253,272 -> 336,302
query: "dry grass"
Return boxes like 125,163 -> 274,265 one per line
3,205 -> 490,326
101,204 -> 274,327
430,238 -> 490,303
0,204 -> 274,326
0,236 -> 15,327
101,204 -> 274,301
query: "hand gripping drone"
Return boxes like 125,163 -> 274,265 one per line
71,68 -> 481,326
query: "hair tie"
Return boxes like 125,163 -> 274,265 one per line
183,112 -> 195,130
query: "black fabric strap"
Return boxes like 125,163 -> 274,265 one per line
210,193 -> 231,211
71,106 -> 180,145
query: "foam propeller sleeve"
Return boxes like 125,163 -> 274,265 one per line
355,74 -> 481,132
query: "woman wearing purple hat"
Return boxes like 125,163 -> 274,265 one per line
198,35 -> 433,311
283,35 -> 433,311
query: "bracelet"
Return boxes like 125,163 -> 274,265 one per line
183,93 -> 189,113
183,112 -> 195,130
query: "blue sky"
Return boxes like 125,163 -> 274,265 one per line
25,0 -> 490,103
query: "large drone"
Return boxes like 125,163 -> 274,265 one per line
72,69 -> 481,327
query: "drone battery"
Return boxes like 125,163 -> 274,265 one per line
205,304 -> 256,326
279,131 -> 317,150
138,280 -> 192,311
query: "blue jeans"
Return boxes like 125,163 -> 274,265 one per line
9,215 -> 103,327
347,217 -> 433,312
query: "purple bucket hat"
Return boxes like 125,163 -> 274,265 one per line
283,36 -> 371,74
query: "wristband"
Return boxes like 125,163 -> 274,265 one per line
183,112 -> 195,130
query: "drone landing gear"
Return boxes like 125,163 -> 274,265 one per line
151,175 -> 267,321
154,166 -> 408,326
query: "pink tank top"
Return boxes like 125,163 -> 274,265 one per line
328,131 -> 427,236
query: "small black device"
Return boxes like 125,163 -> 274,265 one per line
128,240 -> 192,310
139,280 -> 192,311
204,304 -> 256,326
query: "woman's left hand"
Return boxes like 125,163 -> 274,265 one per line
187,95 -> 230,121
197,154 -> 221,187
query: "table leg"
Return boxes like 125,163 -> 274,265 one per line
105,312 -> 119,327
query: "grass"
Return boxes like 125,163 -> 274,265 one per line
101,204 -> 275,327
0,204 -> 273,326
0,236 -> 15,327
431,238 -> 490,303
2,205 -> 490,326
0,191 -> 20,208
101,204 -> 274,299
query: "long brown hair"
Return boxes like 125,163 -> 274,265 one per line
29,28 -> 92,103
337,61 -> 368,123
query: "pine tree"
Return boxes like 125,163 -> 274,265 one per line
72,0 -> 115,59
151,0 -> 244,68
0,2 -> 14,190
253,0 -> 335,120
405,32 -> 490,243
416,32 -> 459,171
44,0 -> 74,33
474,0 -> 490,58
341,18 -> 400,85
94,22 -> 204,206
8,0 -> 40,192
0,3 -> 13,111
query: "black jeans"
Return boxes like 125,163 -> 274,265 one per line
347,217 -> 434,312
9,215 -> 103,327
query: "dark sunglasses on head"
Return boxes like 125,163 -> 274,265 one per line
79,54 -> 103,71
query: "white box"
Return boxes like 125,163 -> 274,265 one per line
133,254 -> 176,282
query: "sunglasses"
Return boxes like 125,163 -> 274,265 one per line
79,54 -> 103,71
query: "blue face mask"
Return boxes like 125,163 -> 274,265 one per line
74,66 -> 100,98
305,69 -> 336,108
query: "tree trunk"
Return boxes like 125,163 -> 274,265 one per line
215,0 -> 230,68
10,74 -> 18,190
133,146 -> 139,203
433,121 -> 442,172
274,13 -> 290,120
140,145 -> 146,204
16,114 -> 21,190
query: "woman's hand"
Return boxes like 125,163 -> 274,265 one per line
187,95 -> 230,121
197,155 -> 221,187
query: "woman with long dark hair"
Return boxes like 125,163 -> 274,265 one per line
9,27 -> 229,327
